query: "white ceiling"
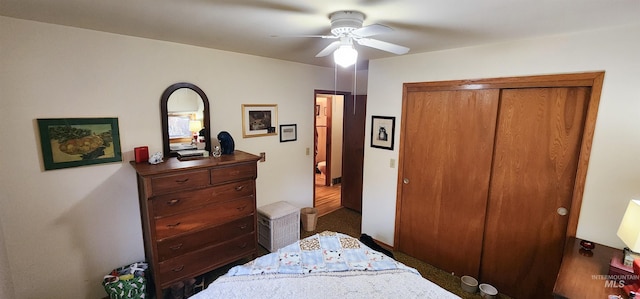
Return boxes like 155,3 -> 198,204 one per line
2,0 -> 640,69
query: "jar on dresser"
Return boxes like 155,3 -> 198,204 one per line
130,150 -> 261,299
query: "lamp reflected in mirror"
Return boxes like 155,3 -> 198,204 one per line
189,120 -> 202,141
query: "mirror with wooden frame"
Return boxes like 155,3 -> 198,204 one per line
160,82 -> 210,157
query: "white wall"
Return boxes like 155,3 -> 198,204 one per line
362,24 -> 640,248
0,225 -> 14,299
0,16 -> 341,298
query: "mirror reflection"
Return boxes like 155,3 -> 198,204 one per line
161,83 -> 210,157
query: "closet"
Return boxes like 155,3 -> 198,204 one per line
394,72 -> 603,299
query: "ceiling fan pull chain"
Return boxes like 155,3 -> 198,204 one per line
353,61 -> 357,115
334,62 -> 338,96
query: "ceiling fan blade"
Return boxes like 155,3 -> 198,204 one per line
356,38 -> 410,55
316,41 -> 341,57
351,24 -> 393,37
271,34 -> 337,39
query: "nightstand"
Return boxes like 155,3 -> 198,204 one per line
553,237 -> 626,298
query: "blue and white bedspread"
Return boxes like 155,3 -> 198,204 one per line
191,231 -> 460,299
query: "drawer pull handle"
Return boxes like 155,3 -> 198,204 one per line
238,242 -> 247,249
239,224 -> 248,230
230,170 -> 240,176
167,222 -> 181,228
235,185 -> 245,191
175,178 -> 189,184
169,243 -> 183,250
236,206 -> 246,211
172,265 -> 185,272
166,199 -> 181,206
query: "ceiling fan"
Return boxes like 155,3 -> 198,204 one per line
285,11 -> 410,67
317,11 -> 409,54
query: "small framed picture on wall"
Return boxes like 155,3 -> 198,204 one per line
279,124 -> 297,142
371,115 -> 395,150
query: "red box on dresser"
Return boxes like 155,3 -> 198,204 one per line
609,255 -> 635,282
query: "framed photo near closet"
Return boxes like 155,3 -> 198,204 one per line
371,115 -> 395,150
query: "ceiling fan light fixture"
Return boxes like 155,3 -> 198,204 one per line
334,44 -> 358,67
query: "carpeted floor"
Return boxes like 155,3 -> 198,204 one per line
202,208 -> 512,299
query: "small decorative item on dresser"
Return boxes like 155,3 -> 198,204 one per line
579,239 -> 596,256
580,239 -> 596,251
134,146 -> 149,163
148,152 -> 163,164
176,149 -> 208,161
217,131 -> 235,154
212,145 -> 222,158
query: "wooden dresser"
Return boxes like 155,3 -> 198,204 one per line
130,150 -> 261,299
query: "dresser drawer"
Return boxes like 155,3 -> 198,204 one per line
211,163 -> 256,185
157,233 -> 255,286
150,169 -> 210,195
153,180 -> 255,217
157,216 -> 254,261
155,197 -> 255,240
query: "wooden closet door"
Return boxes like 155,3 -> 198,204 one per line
480,87 -> 589,299
397,89 -> 499,277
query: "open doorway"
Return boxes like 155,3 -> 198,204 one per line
313,89 -> 367,216
314,91 -> 348,216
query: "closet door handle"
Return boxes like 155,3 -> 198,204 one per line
403,178 -> 410,184
557,207 -> 568,216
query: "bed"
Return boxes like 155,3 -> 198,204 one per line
190,231 -> 460,298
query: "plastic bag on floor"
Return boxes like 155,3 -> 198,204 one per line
103,261 -> 148,299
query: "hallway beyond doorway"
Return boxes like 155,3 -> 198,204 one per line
315,173 -> 341,216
